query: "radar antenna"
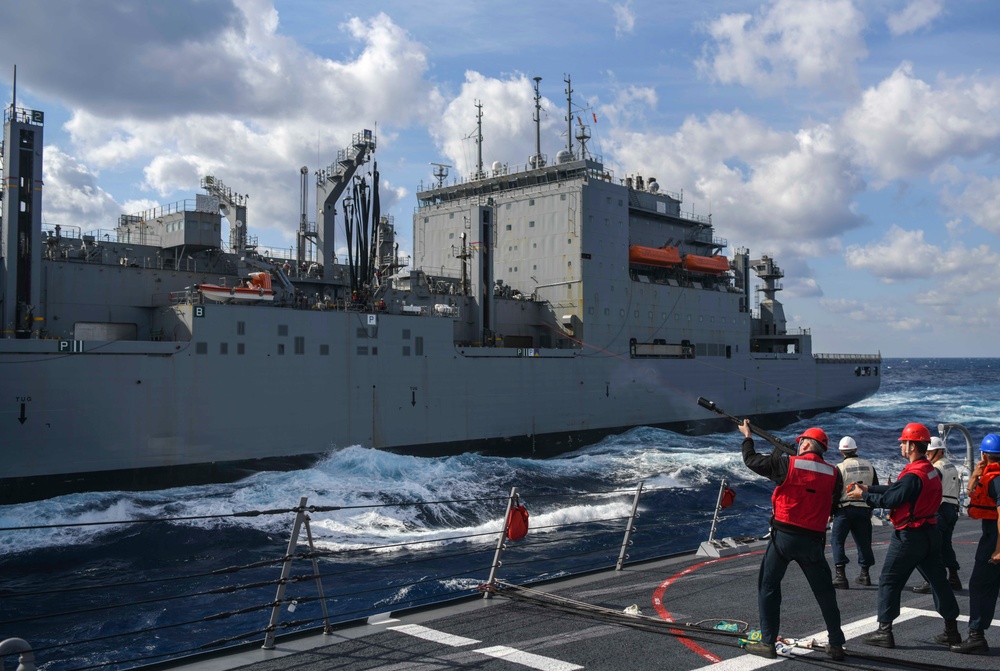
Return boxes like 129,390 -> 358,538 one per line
431,162 -> 451,188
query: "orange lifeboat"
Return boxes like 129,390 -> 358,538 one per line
682,254 -> 730,274
629,245 -> 682,268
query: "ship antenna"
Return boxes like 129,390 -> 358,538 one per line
431,162 -> 451,188
11,64 -> 16,111
531,76 -> 545,169
475,99 -> 484,179
564,73 -> 573,157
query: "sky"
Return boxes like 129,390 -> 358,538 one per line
1,0 -> 998,357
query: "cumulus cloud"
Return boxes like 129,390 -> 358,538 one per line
3,5 -> 443,245
842,63 -> 1000,183
41,147 -> 125,227
605,111 -> 867,254
428,71 -> 562,179
697,0 -> 867,93
887,0 -> 944,36
845,224 -> 1000,286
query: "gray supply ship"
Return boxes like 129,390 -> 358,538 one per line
0,78 -> 881,503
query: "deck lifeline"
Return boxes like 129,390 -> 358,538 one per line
154,518 -> 990,671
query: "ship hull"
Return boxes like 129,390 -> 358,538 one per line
0,305 -> 879,503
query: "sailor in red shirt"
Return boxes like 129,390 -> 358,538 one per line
739,420 -> 845,661
847,423 -> 960,648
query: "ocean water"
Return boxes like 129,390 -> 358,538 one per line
0,358 -> 997,670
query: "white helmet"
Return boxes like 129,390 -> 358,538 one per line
838,436 -> 858,452
927,436 -> 945,452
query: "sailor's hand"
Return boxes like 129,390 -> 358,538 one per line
738,419 -> 752,439
846,482 -> 867,500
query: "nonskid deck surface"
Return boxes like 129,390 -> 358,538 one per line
173,518 -> 989,671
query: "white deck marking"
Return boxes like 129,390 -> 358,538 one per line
387,623 -> 480,647
474,645 -> 584,671
691,607 -> 966,670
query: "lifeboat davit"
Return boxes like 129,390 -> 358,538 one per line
682,254 -> 730,275
629,245 -> 682,267
196,271 -> 275,302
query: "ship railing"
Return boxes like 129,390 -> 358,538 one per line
813,353 -> 883,363
0,480 -> 742,671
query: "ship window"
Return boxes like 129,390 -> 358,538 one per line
196,342 -> 208,354
416,336 -> 424,356
356,327 -> 368,338
449,232 -> 454,239
295,336 -> 305,354
506,224 -> 512,231
278,324 -> 288,336
529,220 -> 535,227
561,194 -> 566,200
237,343 -> 245,355
372,346 -> 378,355
320,344 -> 329,355
357,346 -> 368,355
533,265 -> 537,270
237,321 -> 245,335
449,213 -> 455,219
506,203 -> 512,209
220,343 -> 228,355
529,199 -> 535,206
403,346 -> 411,356
278,344 -> 285,355
726,345 -> 732,359
403,329 -> 411,340
424,217 -> 429,223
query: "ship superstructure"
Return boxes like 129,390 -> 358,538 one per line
0,78 -> 881,503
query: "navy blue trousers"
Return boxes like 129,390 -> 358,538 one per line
758,528 -> 845,645
937,502 -> 960,571
831,506 -> 875,568
968,523 -> 1000,631
877,525 -> 959,624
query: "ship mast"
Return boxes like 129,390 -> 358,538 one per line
531,77 -> 545,169
564,74 -> 573,158
475,99 -> 485,180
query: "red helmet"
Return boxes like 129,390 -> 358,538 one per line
796,427 -> 829,450
898,423 -> 931,443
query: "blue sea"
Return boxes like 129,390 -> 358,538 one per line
1,358 -> 997,670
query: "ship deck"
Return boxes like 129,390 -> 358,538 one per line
158,518 -> 990,671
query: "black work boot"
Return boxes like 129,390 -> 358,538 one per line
744,641 -> 777,659
912,581 -> 931,594
951,630 -> 989,655
833,564 -> 849,590
856,566 -> 871,586
934,619 -> 962,646
864,622 -> 895,648
948,568 -> 962,590
826,643 -> 845,661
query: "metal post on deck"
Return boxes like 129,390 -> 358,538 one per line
707,477 -> 727,544
616,481 -> 644,571
302,515 -> 333,635
483,486 -> 518,599
262,496 -> 309,650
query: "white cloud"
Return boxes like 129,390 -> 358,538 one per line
9,6 -> 444,245
887,0 -> 944,36
845,224 -> 1000,286
842,63 -> 1000,183
428,71 -> 562,179
940,174 -> 1000,237
611,1 -> 636,38
697,0 -> 867,93
41,147 -> 124,227
606,111 -> 866,254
